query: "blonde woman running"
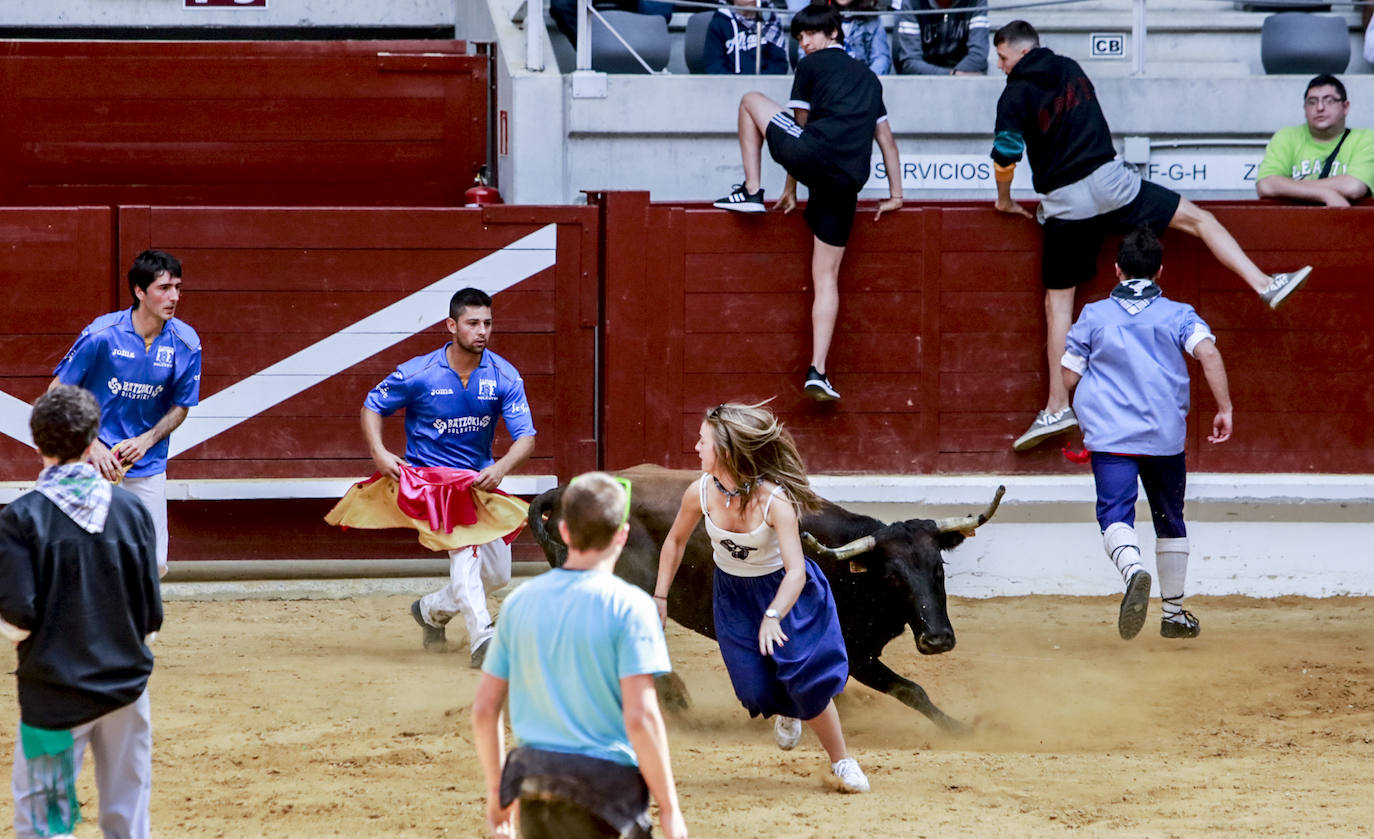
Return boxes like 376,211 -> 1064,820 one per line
655,402 -> 869,793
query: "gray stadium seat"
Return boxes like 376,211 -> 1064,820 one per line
1260,12 -> 1350,74
684,11 -> 715,74
591,10 -> 672,73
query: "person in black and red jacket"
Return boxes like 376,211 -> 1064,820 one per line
989,20 -> 1310,454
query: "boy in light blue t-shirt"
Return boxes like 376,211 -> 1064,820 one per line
472,473 -> 686,839
1061,228 -> 1234,643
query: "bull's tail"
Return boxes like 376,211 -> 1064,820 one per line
527,487 -> 568,568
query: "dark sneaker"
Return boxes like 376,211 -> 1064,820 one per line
1118,570 -> 1152,640
411,599 -> 447,653
803,366 -> 840,401
1260,266 -> 1310,309
1161,610 -> 1201,639
470,637 -> 492,669
713,184 -> 766,213
1012,406 -> 1078,452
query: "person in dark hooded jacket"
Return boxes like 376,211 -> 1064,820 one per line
705,0 -> 790,75
988,20 -> 1310,454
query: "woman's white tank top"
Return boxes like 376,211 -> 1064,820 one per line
699,474 -> 786,577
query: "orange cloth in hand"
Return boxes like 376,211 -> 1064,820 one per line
324,466 -> 528,552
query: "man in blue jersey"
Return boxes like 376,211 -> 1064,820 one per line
50,250 -> 202,578
1062,227 -> 1231,641
473,472 -> 686,839
361,287 -> 536,666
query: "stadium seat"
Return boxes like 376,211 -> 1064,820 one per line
591,10 -> 672,73
684,10 -> 714,74
1260,12 -> 1350,74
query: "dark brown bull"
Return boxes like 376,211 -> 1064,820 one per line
527,465 -> 1003,733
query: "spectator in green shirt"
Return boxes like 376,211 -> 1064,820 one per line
1256,74 -> 1374,207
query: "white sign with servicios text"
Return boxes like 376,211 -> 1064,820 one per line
871,152 -> 1264,192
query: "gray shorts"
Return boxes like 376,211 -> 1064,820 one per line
1036,159 -> 1142,223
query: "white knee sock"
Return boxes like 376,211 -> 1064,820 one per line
1103,522 -> 1144,584
1156,537 -> 1190,619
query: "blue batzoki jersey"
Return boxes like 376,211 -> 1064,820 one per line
363,345 -> 536,470
53,309 -> 202,478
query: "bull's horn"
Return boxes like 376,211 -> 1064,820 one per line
801,532 -> 876,562
933,485 -> 1006,534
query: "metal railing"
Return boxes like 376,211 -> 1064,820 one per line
538,0 -> 1371,78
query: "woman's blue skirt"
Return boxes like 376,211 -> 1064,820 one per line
712,557 -> 849,721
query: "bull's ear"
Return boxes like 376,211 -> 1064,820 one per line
937,530 -> 968,551
847,559 -> 868,574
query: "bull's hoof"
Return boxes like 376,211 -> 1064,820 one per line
936,714 -> 973,737
653,672 -> 692,713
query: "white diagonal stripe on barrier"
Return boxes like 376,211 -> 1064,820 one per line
0,224 -> 558,458
0,390 -> 35,450
169,223 -> 557,457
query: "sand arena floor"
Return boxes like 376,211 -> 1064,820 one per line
3,591 -> 1372,838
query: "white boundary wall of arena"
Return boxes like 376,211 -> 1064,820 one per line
818,475 -> 1374,599
4,473 -> 1367,596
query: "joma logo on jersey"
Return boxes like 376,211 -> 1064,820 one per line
154,346 -> 175,367
430,388 -> 454,396
112,348 -> 136,359
477,379 -> 497,400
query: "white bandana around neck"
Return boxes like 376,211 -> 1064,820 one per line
36,462 -> 112,534
1111,277 -> 1161,315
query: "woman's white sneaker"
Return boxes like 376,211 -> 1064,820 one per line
829,758 -> 871,793
774,715 -> 802,750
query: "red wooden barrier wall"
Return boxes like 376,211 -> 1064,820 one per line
599,192 -> 1374,475
0,41 -> 487,207
0,205 -> 599,561
2,197 -> 1370,563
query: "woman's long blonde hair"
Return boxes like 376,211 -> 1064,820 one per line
704,400 -> 822,514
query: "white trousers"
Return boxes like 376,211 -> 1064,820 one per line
12,690 -> 152,839
419,539 -> 512,653
121,473 -> 168,577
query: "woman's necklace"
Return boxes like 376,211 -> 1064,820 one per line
712,475 -> 752,508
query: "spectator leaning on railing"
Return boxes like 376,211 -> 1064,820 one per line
1255,75 -> 1374,208
705,0 -> 791,75
894,0 -> 989,75
833,0 -> 892,74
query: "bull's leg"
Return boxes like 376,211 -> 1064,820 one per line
654,672 -> 692,713
848,658 -> 970,735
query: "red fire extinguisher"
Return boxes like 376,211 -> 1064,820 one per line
465,165 -> 503,207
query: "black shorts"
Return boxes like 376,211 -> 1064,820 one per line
1040,179 -> 1181,290
765,114 -> 861,248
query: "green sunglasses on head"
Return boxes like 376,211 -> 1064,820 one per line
569,474 -> 633,527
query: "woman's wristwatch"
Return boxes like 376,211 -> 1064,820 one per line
763,608 -> 780,621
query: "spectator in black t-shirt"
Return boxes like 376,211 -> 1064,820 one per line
713,3 -> 903,402
894,0 -> 989,75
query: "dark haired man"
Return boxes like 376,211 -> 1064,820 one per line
1256,74 -> 1374,207
50,249 -> 201,577
361,287 -> 536,665
713,3 -> 904,402
989,20 -> 1308,452
1,385 -> 163,839
1062,228 -> 1230,642
473,472 -> 685,839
